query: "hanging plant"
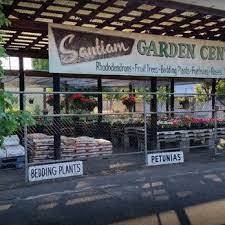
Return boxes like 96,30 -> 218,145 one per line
46,95 -> 54,106
178,97 -> 190,109
69,93 -> 97,112
121,95 -> 136,111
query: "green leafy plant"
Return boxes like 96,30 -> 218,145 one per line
0,6 -> 34,147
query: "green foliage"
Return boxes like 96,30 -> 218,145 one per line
195,80 -> 225,106
0,6 -> 34,148
157,86 -> 168,103
195,81 -> 212,102
32,59 -> 49,71
216,80 -> 225,106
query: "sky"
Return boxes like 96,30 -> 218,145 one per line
1,57 -> 32,70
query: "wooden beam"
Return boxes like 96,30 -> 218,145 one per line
76,0 -> 117,26
141,0 -> 225,18
97,1 -> 141,29
6,19 -> 48,34
6,49 -> 48,59
136,9 -> 182,33
117,6 -> 161,31
3,0 -> 19,17
62,1 -> 89,22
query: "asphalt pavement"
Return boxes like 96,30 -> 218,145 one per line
1,158 -> 225,225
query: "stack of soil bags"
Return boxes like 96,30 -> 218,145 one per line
27,133 -> 113,162
0,135 -> 25,159
27,133 -> 54,162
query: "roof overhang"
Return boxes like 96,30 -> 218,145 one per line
2,0 -> 225,59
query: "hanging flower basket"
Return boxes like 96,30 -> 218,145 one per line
46,95 -> 54,106
121,95 -> 136,111
69,93 -> 97,112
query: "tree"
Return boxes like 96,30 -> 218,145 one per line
0,5 -> 34,148
195,80 -> 225,106
32,58 -> 49,71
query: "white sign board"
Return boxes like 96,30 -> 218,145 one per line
28,161 -> 83,182
147,151 -> 184,166
49,23 -> 225,78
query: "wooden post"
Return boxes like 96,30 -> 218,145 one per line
212,78 -> 216,118
19,57 -> 25,144
166,85 -> 169,116
129,82 -> 133,112
97,76 -> 103,122
64,81 -> 69,114
170,78 -> 175,118
19,56 -> 24,111
133,88 -> 136,112
150,77 -> 157,150
53,74 -> 61,160
43,87 -> 47,115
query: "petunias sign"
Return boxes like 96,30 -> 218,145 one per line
28,161 -> 83,182
147,151 -> 184,166
49,23 -> 225,78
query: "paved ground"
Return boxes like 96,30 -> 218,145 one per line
1,155 -> 225,225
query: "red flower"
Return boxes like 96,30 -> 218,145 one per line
121,95 -> 136,107
69,93 -> 97,112
69,93 -> 85,101
46,95 -> 54,106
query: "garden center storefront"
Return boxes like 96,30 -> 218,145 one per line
2,0 -> 225,181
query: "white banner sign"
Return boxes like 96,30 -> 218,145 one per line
147,151 -> 184,166
49,23 -> 225,78
28,161 -> 83,182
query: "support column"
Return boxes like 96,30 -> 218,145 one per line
212,78 -> 216,118
64,81 -> 69,114
97,76 -> 103,122
53,74 -> 61,160
43,87 -> 48,115
170,78 -> 175,118
129,82 -> 133,112
150,77 -> 157,150
19,57 -> 25,144
166,85 -> 169,115
133,88 -> 136,112
19,56 -> 24,111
